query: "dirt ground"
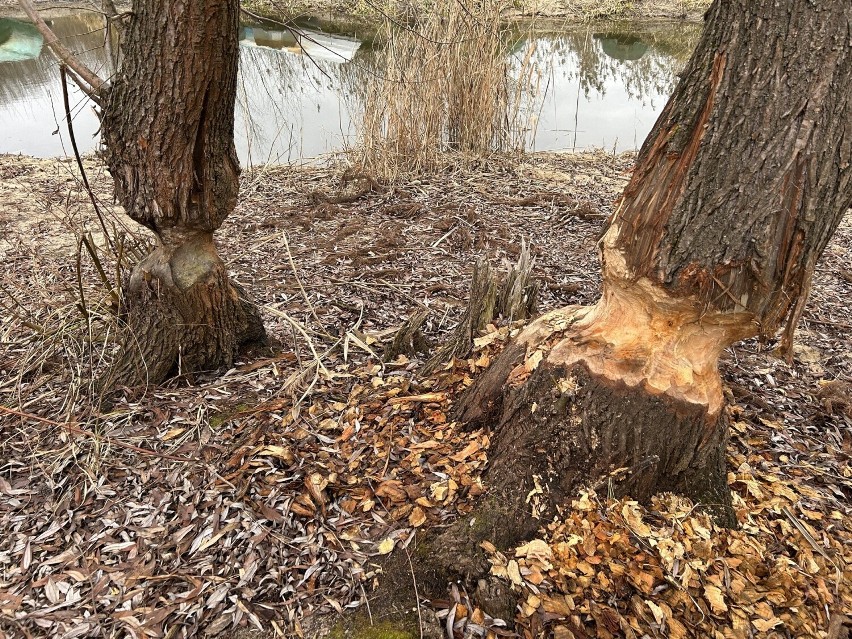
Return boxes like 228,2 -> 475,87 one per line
1,151 -> 850,638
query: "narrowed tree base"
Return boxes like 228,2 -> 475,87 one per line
434,294 -> 738,589
99,232 -> 265,394
403,362 -> 731,612
366,290 -> 743,630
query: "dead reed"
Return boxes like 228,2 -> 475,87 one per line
351,0 -> 541,181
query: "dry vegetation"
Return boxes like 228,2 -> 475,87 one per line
0,3 -> 848,638
242,0 -> 712,23
1,152 -> 851,638
351,0 -> 539,181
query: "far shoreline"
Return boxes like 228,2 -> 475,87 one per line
0,0 -> 709,25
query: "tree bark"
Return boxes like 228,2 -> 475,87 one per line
384,0 -> 852,624
99,1 -> 265,391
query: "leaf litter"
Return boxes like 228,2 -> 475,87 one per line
0,151 -> 850,638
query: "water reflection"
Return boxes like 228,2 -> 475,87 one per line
0,12 -> 700,162
0,18 -> 43,63
0,13 -> 108,157
523,24 -> 700,150
595,34 -> 649,61
240,25 -> 361,61
235,26 -> 363,163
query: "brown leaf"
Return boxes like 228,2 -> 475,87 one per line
409,506 -> 427,527
704,585 -> 728,615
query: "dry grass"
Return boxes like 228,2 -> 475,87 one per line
350,0 -> 541,181
245,0 -> 712,22
569,0 -> 633,19
0,160 -> 143,475
566,0 -> 709,20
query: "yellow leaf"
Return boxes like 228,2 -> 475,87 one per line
521,593 -> 541,617
574,492 -> 595,512
515,539 -> 553,569
450,440 -> 481,462
430,481 -> 448,502
752,618 -> 781,632
377,537 -> 395,555
409,507 -> 427,528
621,503 -> 652,537
656,538 -> 685,571
473,327 -> 505,349
645,600 -> 665,625
258,445 -> 295,464
162,427 -> 186,441
473,352 -> 490,368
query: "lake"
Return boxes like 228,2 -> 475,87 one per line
0,12 -> 700,165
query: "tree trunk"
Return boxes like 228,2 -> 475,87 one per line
384,0 -> 852,623
98,1 -> 265,391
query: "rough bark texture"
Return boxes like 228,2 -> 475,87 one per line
615,0 -> 852,336
99,233 -> 265,390
99,1 -> 265,390
380,0 -> 852,627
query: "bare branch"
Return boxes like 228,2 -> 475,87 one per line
101,0 -> 119,17
17,0 -> 108,99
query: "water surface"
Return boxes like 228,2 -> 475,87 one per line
0,12 -> 700,164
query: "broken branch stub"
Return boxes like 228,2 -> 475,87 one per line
384,307 -> 431,361
496,239 -> 539,321
422,246 -> 538,374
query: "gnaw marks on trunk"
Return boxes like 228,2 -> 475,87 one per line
369,0 -> 852,630
369,282 -> 743,629
100,231 -> 265,392
94,0 -> 267,391
414,263 -> 747,600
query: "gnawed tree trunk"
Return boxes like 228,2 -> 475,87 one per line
99,1 -> 265,390
372,0 -> 852,627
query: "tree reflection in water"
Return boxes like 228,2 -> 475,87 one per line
510,23 -> 701,150
0,13 -> 700,160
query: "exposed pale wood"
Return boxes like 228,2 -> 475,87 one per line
542,223 -> 758,416
413,1 -> 852,619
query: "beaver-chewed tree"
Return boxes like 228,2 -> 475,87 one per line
19,0 -> 265,390
375,0 -> 852,626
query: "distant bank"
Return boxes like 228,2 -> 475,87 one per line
0,0 -> 710,23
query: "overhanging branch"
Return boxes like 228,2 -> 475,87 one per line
17,0 -> 108,100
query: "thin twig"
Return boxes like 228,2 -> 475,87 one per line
803,314 -> 852,330
404,546 -> 425,639
60,66 -> 116,258
281,232 -> 334,338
